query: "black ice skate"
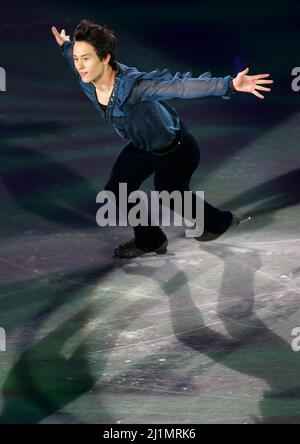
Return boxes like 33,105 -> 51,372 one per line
195,213 -> 248,242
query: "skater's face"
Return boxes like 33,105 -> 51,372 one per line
73,41 -> 111,83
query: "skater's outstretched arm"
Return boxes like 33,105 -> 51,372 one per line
129,67 -> 273,103
51,26 -> 78,75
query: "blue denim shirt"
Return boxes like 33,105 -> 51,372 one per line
61,40 -> 232,152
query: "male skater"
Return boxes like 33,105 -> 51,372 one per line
51,20 -> 273,258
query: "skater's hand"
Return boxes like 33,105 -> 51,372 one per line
232,68 -> 273,99
51,26 -> 70,47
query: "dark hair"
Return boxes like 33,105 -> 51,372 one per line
73,19 -> 117,70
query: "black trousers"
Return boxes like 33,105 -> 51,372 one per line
104,121 -> 232,250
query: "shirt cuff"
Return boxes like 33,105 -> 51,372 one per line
222,76 -> 237,100
60,40 -> 72,57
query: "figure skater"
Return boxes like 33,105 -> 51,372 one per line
51,20 -> 273,258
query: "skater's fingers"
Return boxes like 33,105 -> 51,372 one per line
252,90 -> 264,99
51,25 -> 69,46
51,25 -> 62,40
252,74 -> 270,79
238,67 -> 249,76
51,26 -> 60,36
255,85 -> 271,92
256,79 -> 274,85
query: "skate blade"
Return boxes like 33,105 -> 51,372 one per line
240,215 -> 252,224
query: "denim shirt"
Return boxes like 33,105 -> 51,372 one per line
60,40 -> 232,152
